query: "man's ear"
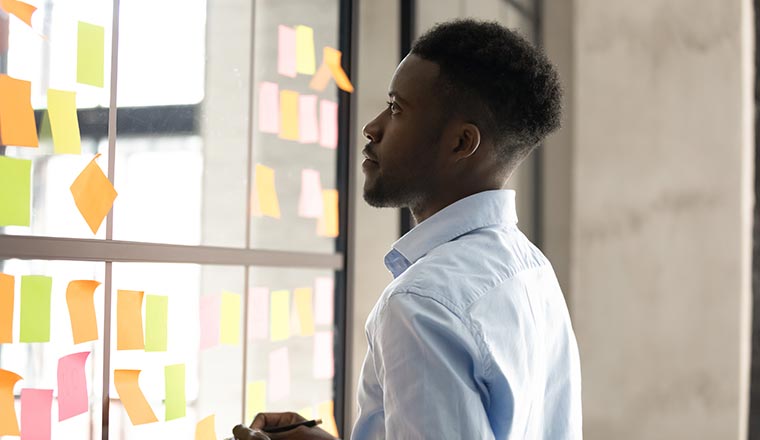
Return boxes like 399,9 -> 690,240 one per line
452,123 -> 481,161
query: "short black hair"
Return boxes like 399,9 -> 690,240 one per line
411,19 -> 562,166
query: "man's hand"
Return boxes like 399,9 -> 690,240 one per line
247,412 -> 338,440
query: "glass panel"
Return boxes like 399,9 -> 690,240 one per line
500,2 -> 536,43
0,259 -> 105,440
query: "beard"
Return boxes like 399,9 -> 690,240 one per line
362,168 -> 430,210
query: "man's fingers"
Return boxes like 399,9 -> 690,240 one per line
232,424 -> 270,440
250,412 -> 306,430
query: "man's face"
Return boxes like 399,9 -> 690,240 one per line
361,55 -> 448,209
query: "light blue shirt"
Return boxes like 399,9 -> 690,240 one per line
351,190 -> 582,439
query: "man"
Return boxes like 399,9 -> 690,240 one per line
234,18 -> 581,440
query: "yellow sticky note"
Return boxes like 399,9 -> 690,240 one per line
270,290 -> 290,342
252,164 -> 281,219
164,364 -> 186,421
278,90 -> 299,141
66,280 -> 100,344
295,406 -> 313,421
113,370 -> 158,425
294,288 -> 314,336
317,189 -> 339,238
0,274 -> 12,343
0,369 -> 22,436
70,153 -> 118,235
0,0 -> 36,27
47,89 -> 82,154
324,47 -> 354,93
77,21 -> 104,88
220,291 -> 240,346
0,74 -> 38,147
117,290 -> 144,350
0,156 -> 31,227
195,414 -> 217,440
318,400 -> 339,437
295,25 -> 316,75
245,381 -> 266,424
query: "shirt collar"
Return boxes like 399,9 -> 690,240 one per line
384,189 -> 518,278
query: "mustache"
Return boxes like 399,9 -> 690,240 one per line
363,143 -> 379,162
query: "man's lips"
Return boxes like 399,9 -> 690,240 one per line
362,147 -> 379,163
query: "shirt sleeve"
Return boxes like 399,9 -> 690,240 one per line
372,292 -> 496,440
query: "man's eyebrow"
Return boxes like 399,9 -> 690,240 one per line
388,91 -> 410,106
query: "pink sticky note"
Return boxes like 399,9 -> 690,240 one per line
268,347 -> 290,402
249,287 -> 269,340
258,82 -> 280,134
314,277 -> 334,325
313,331 -> 334,379
21,389 -> 52,440
298,95 -> 319,144
319,100 -> 338,149
277,25 -> 297,78
298,169 -> 324,219
57,351 -> 90,421
199,295 -> 220,350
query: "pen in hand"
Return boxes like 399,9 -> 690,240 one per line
264,418 -> 323,433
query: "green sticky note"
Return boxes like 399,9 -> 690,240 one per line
77,21 -> 104,88
0,156 -> 31,227
20,275 -> 52,342
164,363 -> 186,421
144,295 -> 168,352
220,292 -> 240,345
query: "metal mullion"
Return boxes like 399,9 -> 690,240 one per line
504,0 -> 535,20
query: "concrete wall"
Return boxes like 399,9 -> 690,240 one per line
543,0 -> 755,438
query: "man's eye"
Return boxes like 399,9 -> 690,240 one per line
386,101 -> 399,114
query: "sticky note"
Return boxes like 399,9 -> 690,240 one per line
144,295 -> 168,352
0,75 -> 37,147
268,347 -> 290,402
199,294 -> 220,350
319,100 -> 338,149
20,275 -> 52,343
113,370 -> 158,425
0,369 -> 22,436
278,90 -> 299,141
47,89 -> 82,154
270,290 -> 290,341
295,25 -> 316,75
298,94 -> 319,144
251,164 -> 281,219
314,277 -> 334,326
249,287 -> 269,340
296,407 -> 314,421
66,280 -> 100,344
298,169 -> 324,219
317,189 -> 339,238
20,389 -> 52,440
57,351 -> 90,421
317,400 -> 339,437
313,331 -> 334,379
324,47 -> 354,93
294,288 -> 315,337
77,22 -> 104,88
0,0 -> 36,27
195,414 -> 216,440
258,82 -> 279,134
309,62 -> 331,92
165,364 -> 186,421
0,273 -> 13,343
277,25 -> 297,78
245,381 -> 266,425
70,153 -> 118,235
0,156 -> 31,227
220,292 -> 241,346
117,290 -> 144,350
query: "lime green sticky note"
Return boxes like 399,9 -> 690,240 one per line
164,364 -> 186,421
77,21 -> 104,88
220,292 -> 240,346
145,295 -> 168,352
0,156 -> 31,227
270,290 -> 290,341
47,89 -> 82,154
20,275 -> 52,342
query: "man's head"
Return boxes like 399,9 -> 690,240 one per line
361,19 -> 562,219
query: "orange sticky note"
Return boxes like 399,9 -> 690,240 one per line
0,369 -> 22,436
0,273 -> 13,343
317,189 -> 339,238
66,280 -> 100,344
324,47 -> 354,93
317,400 -> 339,437
113,370 -> 158,425
70,153 -> 117,234
278,90 -> 299,141
252,164 -> 281,219
195,414 -> 217,440
294,288 -> 314,336
0,74 -> 38,147
117,290 -> 144,350
47,89 -> 82,154
308,62 -> 332,92
0,0 -> 36,27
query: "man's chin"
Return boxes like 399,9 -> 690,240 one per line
362,186 -> 400,208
